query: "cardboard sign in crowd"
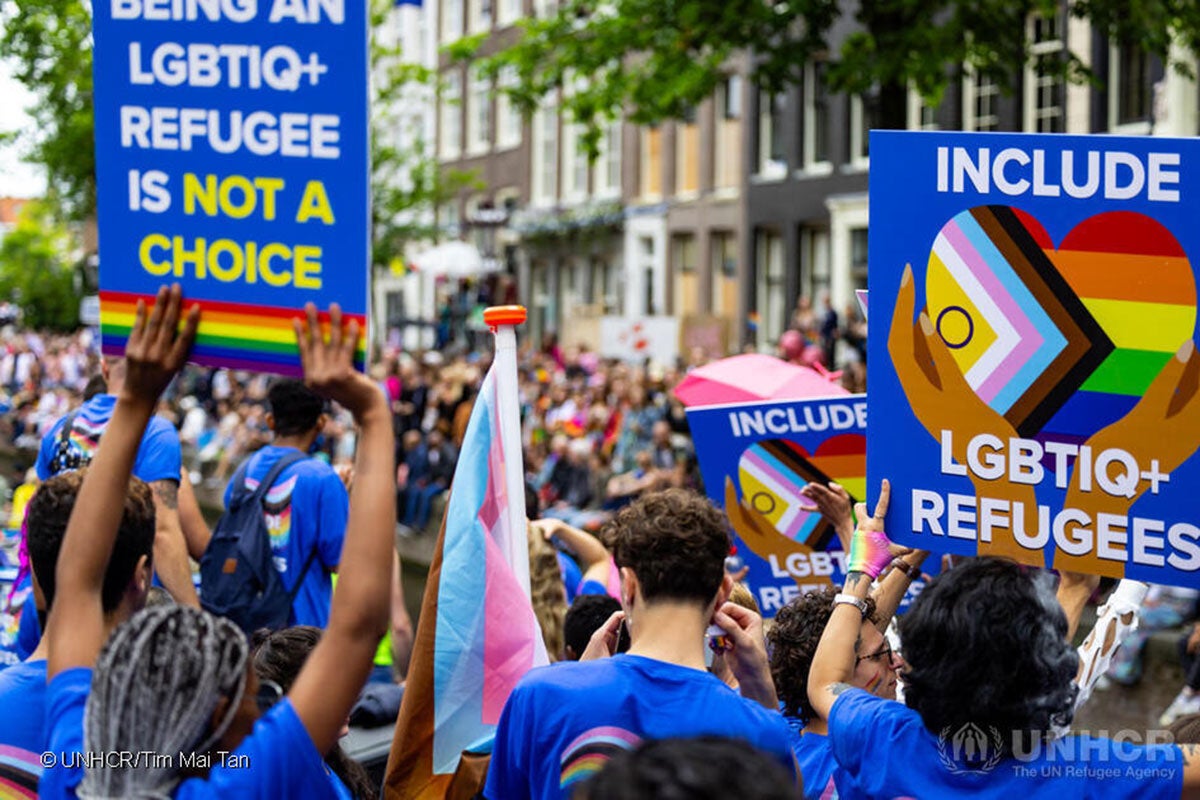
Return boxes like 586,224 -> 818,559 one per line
93,0 -> 369,375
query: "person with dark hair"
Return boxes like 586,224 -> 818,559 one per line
41,293 -> 397,799
1171,714 -> 1200,746
221,377 -> 348,627
485,488 -> 796,800
0,469 -> 154,794
251,626 -> 378,799
807,480 -> 1200,798
36,356 -> 198,606
580,736 -> 796,800
563,594 -> 624,661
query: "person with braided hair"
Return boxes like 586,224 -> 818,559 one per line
41,286 -> 396,800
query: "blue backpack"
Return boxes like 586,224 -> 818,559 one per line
199,451 -> 316,634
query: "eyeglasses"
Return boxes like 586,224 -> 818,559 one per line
255,679 -> 284,713
856,645 -> 899,665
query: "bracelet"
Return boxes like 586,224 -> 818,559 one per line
889,557 -> 919,581
833,593 -> 869,618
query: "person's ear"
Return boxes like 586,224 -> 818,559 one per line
713,573 -> 734,614
317,413 -> 329,434
265,412 -> 276,432
619,567 -> 637,609
135,554 -> 151,593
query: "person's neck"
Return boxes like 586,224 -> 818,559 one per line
274,434 -> 313,451
28,609 -> 127,662
626,601 -> 710,671
805,717 -> 829,736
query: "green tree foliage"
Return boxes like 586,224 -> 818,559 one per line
0,201 -> 80,331
0,0 -> 95,219
475,0 -> 1200,147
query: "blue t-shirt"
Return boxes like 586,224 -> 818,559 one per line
41,667 -> 342,799
786,715 -> 840,800
0,658 -> 48,793
222,446 -> 348,628
828,688 -> 1184,799
556,552 -> 582,604
37,394 -> 182,483
485,654 -> 797,800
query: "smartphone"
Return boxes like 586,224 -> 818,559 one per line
615,619 -> 631,653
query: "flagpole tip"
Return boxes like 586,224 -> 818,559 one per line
484,305 -> 527,329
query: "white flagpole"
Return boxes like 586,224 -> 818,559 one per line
484,305 -> 533,597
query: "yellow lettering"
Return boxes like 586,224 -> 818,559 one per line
173,236 -> 206,279
207,239 -> 244,282
295,181 -> 334,224
218,175 -> 256,220
139,234 -> 171,276
254,177 -> 284,222
259,243 -> 292,287
293,246 -> 322,289
183,174 -> 217,217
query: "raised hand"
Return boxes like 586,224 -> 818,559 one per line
121,284 -> 199,407
799,481 -> 854,550
580,610 -> 626,661
711,602 -> 777,710
847,480 -> 910,579
292,302 -> 381,419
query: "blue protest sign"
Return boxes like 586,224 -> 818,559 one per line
93,0 -> 369,375
869,130 -> 1200,585
689,395 -> 922,617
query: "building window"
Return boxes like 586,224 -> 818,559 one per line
640,236 -> 656,315
497,0 -> 521,26
710,231 -> 737,317
850,227 -> 868,291
801,227 -> 830,301
849,94 -> 873,166
533,0 -> 557,17
757,90 -> 787,178
756,230 -> 786,346
714,78 -> 742,191
532,100 -> 558,206
495,66 -> 522,150
562,121 -> 588,201
468,0 -> 492,33
963,70 -> 1000,132
1025,12 -> 1065,133
1110,42 -> 1151,130
675,108 -> 700,197
466,66 -> 491,155
439,202 -> 461,237
593,121 -> 621,198
803,61 -> 830,171
639,126 -> 663,200
438,71 -> 462,160
907,87 -> 940,130
441,0 -> 463,43
672,233 -> 699,316
722,75 -> 742,119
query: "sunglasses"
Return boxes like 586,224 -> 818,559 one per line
856,645 -> 899,665
255,679 -> 284,713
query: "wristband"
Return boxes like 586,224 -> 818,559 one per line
833,593 -> 869,618
889,557 -> 919,581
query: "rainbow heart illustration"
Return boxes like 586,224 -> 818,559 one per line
736,433 -> 865,551
926,206 -> 1196,442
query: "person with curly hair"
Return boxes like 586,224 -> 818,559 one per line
485,489 -> 797,800
768,587 -> 902,798
807,481 -> 1200,798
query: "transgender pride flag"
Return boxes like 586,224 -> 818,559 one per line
384,366 -> 549,799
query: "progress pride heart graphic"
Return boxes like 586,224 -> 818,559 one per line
925,206 -> 1197,443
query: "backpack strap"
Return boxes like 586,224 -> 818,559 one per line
286,545 -> 320,604
234,449 -> 308,508
49,409 -> 83,474
57,409 -> 81,449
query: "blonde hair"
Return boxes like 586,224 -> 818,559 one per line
527,524 -> 567,661
729,583 -> 759,614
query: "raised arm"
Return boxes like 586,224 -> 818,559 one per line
177,466 -> 212,558
147,480 -> 200,606
870,549 -> 929,634
807,480 -> 907,722
47,285 -> 198,679
1056,571 -> 1100,643
536,517 -> 610,585
287,303 -> 395,756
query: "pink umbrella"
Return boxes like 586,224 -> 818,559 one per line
673,353 -> 848,407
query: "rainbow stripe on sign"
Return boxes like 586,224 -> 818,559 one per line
99,291 -> 367,376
